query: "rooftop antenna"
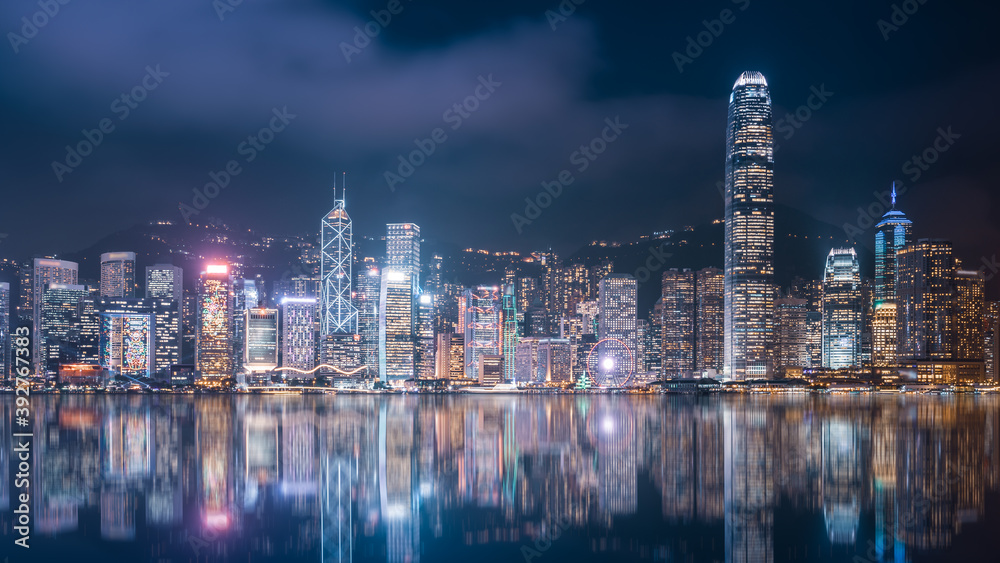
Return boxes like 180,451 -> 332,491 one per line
890,181 -> 898,210
342,171 -> 347,203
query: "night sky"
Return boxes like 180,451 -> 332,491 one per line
2,0 -> 997,269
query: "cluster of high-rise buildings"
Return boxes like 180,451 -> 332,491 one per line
1,70 -> 994,387
716,71 -> 994,384
0,254 -> 184,385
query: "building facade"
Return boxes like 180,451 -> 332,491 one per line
463,286 -> 501,381
597,274 -> 637,385
822,248 -> 862,369
196,264 -> 233,381
100,252 -> 136,298
695,267 -> 725,373
724,71 -> 775,379
661,269 -> 695,377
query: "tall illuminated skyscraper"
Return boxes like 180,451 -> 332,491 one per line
774,297 -> 811,371
873,183 -> 913,302
280,297 -> 318,372
896,240 -> 955,361
32,258 -> 78,374
100,297 -> 180,376
415,293 -> 435,378
320,184 -> 358,336
379,269 -> 414,382
661,269 -> 695,377
985,301 -> 1000,382
597,274 -> 637,384
695,267 -> 725,373
100,252 -> 136,298
463,286 -> 501,381
724,71 -> 775,379
355,267 -> 381,377
145,264 -> 183,302
40,283 -> 88,377
954,269 -> 985,364
502,285 -> 518,382
245,308 -> 279,373
822,248 -> 862,369
145,264 -> 183,366
196,264 -> 233,381
386,223 -> 421,289
98,308 -> 155,379
871,302 -> 898,367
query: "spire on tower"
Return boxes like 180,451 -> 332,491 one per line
890,181 -> 897,210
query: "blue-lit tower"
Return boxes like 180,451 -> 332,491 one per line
873,182 -> 913,302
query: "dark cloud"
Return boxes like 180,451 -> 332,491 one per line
0,0 -> 997,279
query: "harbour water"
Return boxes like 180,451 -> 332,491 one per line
1,393 -> 999,562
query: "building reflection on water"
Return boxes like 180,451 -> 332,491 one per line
1,394 -> 999,562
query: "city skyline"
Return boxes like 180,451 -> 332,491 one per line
5,2 -> 1000,562
0,1 -> 997,266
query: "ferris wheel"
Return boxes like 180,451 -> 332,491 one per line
586,337 -> 635,388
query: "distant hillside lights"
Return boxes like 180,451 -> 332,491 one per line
179,107 -> 296,222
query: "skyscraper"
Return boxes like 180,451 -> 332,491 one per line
100,297 -> 180,376
435,332 -> 465,380
873,183 -> 913,302
871,301 -> 898,368
463,286 -> 501,381
724,71 -> 775,379
196,264 -> 233,381
661,269 -> 695,377
41,283 -> 88,377
379,269 -> 414,382
386,223 -> 421,288
896,240 -> 955,361
320,186 -> 358,336
415,293 -> 435,378
552,263 -> 592,317
985,301 -> 1000,382
145,264 -> 183,302
695,267 -> 724,373
597,274 -> 637,385
774,297 -> 811,372
99,308 -> 155,379
280,297 -> 318,372
100,252 -> 136,298
646,298 -> 664,374
954,269 -> 985,364
822,248 -> 862,369
245,308 -> 279,373
502,285 -> 518,382
32,258 -> 78,375
145,264 -> 183,366
355,267 -> 381,377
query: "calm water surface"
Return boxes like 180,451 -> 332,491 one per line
2,393 -> 1000,563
